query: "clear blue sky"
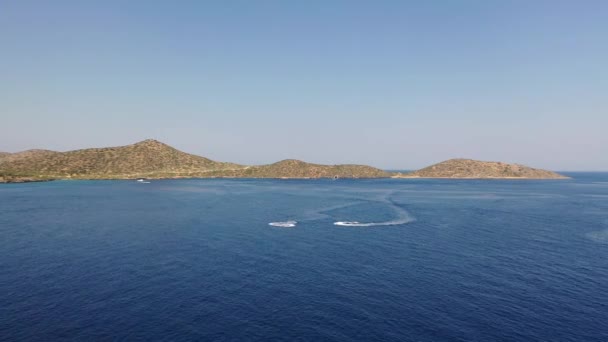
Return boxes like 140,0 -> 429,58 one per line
1,1 -> 607,170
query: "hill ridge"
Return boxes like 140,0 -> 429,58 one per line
398,158 -> 568,179
0,140 -> 388,180
0,141 -> 568,181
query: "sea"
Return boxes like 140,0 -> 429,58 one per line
1,173 -> 607,341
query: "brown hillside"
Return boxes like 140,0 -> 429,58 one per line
0,140 -> 390,179
0,149 -> 59,164
400,159 -> 568,179
224,159 -> 390,178
0,139 -> 243,179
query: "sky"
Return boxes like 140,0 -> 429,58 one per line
1,1 -> 607,170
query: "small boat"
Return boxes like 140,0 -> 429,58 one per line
268,221 -> 297,228
136,178 -> 145,182
334,221 -> 361,226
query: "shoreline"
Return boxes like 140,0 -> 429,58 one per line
0,178 -> 56,184
392,175 -> 571,180
1,174 -> 572,183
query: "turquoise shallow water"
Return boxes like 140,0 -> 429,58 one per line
1,174 -> 607,341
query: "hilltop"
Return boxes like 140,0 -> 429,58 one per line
205,159 -> 390,178
0,140 -> 243,179
398,159 -> 568,179
0,140 -> 388,180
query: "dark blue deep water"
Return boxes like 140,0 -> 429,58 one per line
1,174 -> 608,341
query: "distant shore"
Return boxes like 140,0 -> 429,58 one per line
392,175 -> 571,180
0,140 -> 568,181
0,174 -> 573,183
0,177 -> 55,184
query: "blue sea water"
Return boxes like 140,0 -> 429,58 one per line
1,174 -> 607,341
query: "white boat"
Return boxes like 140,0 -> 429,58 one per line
334,221 -> 361,226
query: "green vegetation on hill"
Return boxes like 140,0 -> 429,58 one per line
0,149 -> 59,164
397,158 -> 568,179
0,152 -> 10,163
0,175 -> 54,184
206,159 -> 389,178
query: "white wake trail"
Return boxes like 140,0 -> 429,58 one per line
333,195 -> 415,227
268,220 -> 297,228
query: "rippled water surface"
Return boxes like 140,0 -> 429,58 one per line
1,174 -> 607,341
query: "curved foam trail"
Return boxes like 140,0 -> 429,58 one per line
267,191 -> 415,228
334,221 -> 363,226
333,196 -> 415,227
299,201 -> 362,222
269,221 -> 297,228
586,229 -> 608,243
333,217 -> 413,227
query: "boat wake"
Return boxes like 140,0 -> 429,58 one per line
334,217 -> 412,227
333,195 -> 415,227
586,227 -> 608,244
268,221 -> 297,228
269,191 -> 414,228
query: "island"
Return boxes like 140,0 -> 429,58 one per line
0,140 -> 568,181
0,139 -> 388,180
395,158 -> 569,179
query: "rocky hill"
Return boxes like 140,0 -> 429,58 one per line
0,140 -> 243,179
205,159 -> 389,178
0,149 -> 60,164
2,141 -> 567,181
399,159 -> 568,179
0,140 -> 389,180
0,152 -> 10,162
